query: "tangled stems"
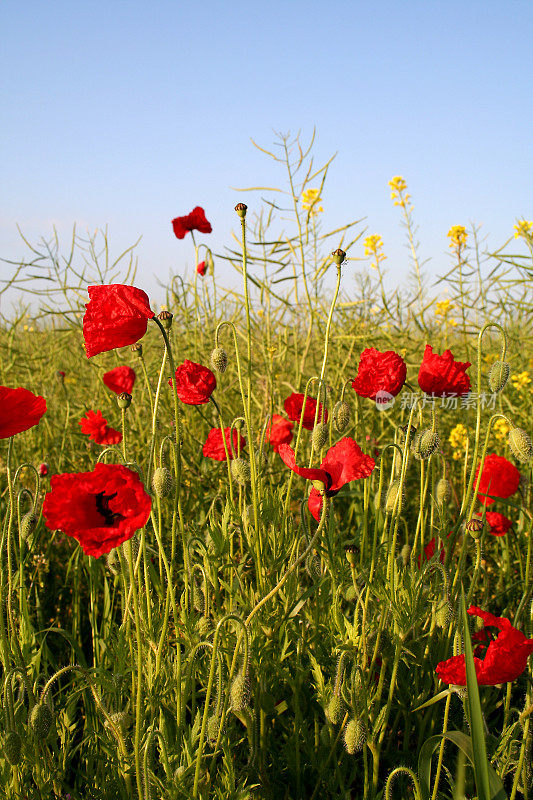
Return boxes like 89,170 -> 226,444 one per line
384,766 -> 422,800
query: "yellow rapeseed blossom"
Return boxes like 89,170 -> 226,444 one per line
510,371 -> 531,391
435,299 -> 454,316
447,318 -> 458,327
449,423 -> 468,451
388,176 -> 411,208
447,225 -> 468,249
363,234 -> 387,268
513,219 -> 533,239
492,418 -> 510,442
301,188 -> 323,214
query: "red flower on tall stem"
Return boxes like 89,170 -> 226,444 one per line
284,392 -> 328,430
486,511 -> 513,536
79,410 -> 122,446
351,348 -> 407,400
265,415 -> 294,452
0,386 -> 47,438
169,360 -> 216,405
418,345 -> 471,397
196,261 -> 206,276
278,437 -> 375,520
42,463 -> 151,558
474,454 -> 520,506
83,285 -> 154,358
103,366 -> 136,395
172,207 -> 212,240
436,606 -> 533,686
203,427 -> 245,461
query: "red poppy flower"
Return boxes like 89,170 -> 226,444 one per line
0,386 -> 47,439
351,348 -> 407,400
203,427 -> 245,461
474,454 -> 520,506
38,463 -> 49,477
284,392 -> 328,430
103,366 -> 136,395
169,360 -> 216,405
83,284 -> 154,359
79,410 -> 122,446
42,462 -> 151,558
265,415 -> 294,451
418,345 -> 471,397
278,437 -> 375,520
196,261 -> 206,276
486,511 -> 513,536
171,207 -> 212,240
417,537 -> 446,569
436,606 -> 533,686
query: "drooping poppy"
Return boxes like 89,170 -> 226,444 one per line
83,285 -> 154,358
196,261 -> 206,276
103,366 -> 136,395
265,415 -> 294,452
351,348 -> 407,401
284,392 -> 328,430
278,437 -> 375,520
474,454 -> 521,506
0,386 -> 47,439
171,207 -> 212,240
486,511 -> 513,536
418,345 -> 471,397
79,410 -> 122,446
203,427 -> 245,461
42,462 -> 151,558
169,360 -> 216,405
436,605 -> 533,686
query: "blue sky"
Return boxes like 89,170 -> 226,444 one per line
1,0 -> 532,308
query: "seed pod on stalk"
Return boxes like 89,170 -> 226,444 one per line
488,361 -> 510,393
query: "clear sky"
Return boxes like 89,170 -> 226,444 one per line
1,0 -> 532,308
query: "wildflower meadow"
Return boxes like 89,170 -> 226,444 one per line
1,135 -> 532,800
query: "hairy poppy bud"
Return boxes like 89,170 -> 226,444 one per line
400,543 -> 411,566
417,429 -> 440,460
157,310 -> 173,329
230,672 -> 250,713
4,731 -> 22,765
231,458 -> 251,485
30,703 -> 54,739
488,361 -> 510,393
332,248 -> 347,266
344,544 -> 358,568
105,710 -> 130,736
117,392 -> 132,410
398,423 -> 417,447
467,516 -> 484,539
333,400 -> 350,433
152,467 -> 174,498
255,449 -> 267,472
312,423 -> 328,450
207,714 -> 220,744
436,601 -> 452,629
20,511 -> 38,540
106,549 -> 120,576
385,480 -> 404,515
210,346 -> 228,374
192,581 -> 205,614
327,695 -> 345,724
235,202 -> 248,219
344,718 -> 365,754
131,342 -> 143,357
508,427 -> 532,463
436,478 -> 452,507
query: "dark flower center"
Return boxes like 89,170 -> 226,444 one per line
95,491 -> 125,526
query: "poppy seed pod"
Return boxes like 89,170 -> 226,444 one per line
235,202 -> 248,219
345,544 -> 358,568
117,392 -> 132,410
343,718 -> 365,754
327,695 -> 345,724
333,400 -> 350,433
30,702 -> 54,739
231,458 -> 251,485
332,248 -> 347,266
436,478 -> 452,507
157,310 -> 173,329
230,672 -> 250,713
20,511 -> 38,540
488,361 -> 510,393
508,427 -> 532,463
467,516 -> 484,539
105,710 -> 131,736
152,467 -> 174,498
4,731 -> 22,765
210,346 -> 228,374
312,423 -> 328,451
417,429 -> 440,460
385,480 -> 404,515
255,449 -> 267,472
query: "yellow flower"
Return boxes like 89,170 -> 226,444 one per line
492,418 -> 510,442
513,219 -> 533,239
301,188 -> 323,214
452,450 -> 463,461
449,423 -> 468,450
363,234 -> 387,267
388,176 -> 411,208
447,318 -> 458,327
435,299 -> 454,316
447,225 -> 468,249
510,371 -> 531,390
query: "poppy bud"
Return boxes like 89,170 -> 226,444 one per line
312,423 -> 328,450
56,370 -> 66,384
30,702 -> 54,739
157,310 -> 173,329
385,480 -> 404,515
38,462 -> 49,477
106,549 -> 120,576
235,202 -> 248,219
206,249 -> 215,274
230,672 -> 250,713
131,343 -> 143,357
255,449 -> 267,472
311,479 -> 326,495
198,616 -> 210,638
488,361 -> 510,393
508,427 -> 532,463
192,580 -> 205,614
436,478 -> 452,507
345,544 -> 358,568
152,467 -> 174,498
467,516 -> 484,538
398,423 -> 417,447
326,695 -> 345,724
20,511 -> 38,540
117,392 -> 132,410
207,714 -> 220,744
333,401 -> 350,433
343,718 -> 365,754
417,429 -> 440,460
436,601 -> 452,629
231,458 -> 251,485
400,544 -> 411,566
210,346 -> 228,374
4,731 -> 22,765
332,248 -> 347,266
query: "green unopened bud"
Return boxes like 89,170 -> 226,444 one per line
343,718 -> 365,754
106,549 -> 120,576
417,429 -> 440,460
488,361 -> 510,393
157,310 -> 173,329
207,714 -> 220,744
344,544 -> 358,568
508,427 -> 532,463
4,731 -> 22,765
235,202 -> 248,219
152,466 -> 174,498
312,423 -> 328,450
436,601 -> 452,629
206,249 -> 215,274
231,458 -> 251,485
230,672 -> 249,713
197,616 -> 210,638
326,695 -> 345,724
399,423 -> 417,447
333,401 -> 350,433
332,248 -> 347,266
467,515 -> 484,539
30,702 -> 54,739
192,581 -> 205,614
210,346 -> 228,373
400,544 -> 411,566
436,478 -> 452,507
385,480 -> 404,515
117,392 -> 132,409
311,480 -> 326,495
20,511 -> 38,540
255,449 -> 267,472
